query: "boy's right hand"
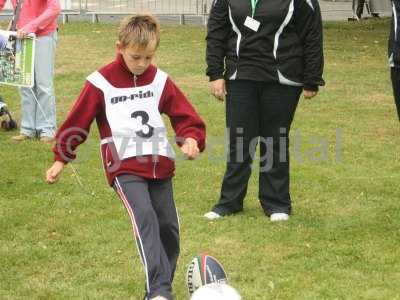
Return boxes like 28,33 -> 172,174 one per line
46,161 -> 65,184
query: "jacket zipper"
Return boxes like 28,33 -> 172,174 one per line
133,74 -> 137,87
153,159 -> 157,179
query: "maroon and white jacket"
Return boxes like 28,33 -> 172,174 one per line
53,54 -> 206,185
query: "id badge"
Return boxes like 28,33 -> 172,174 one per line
244,16 -> 260,32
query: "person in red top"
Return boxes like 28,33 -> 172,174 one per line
45,15 -> 206,300
0,0 -> 61,142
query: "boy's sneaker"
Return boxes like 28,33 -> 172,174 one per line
150,297 -> 168,300
270,213 -> 289,222
11,134 -> 32,142
204,211 -> 222,220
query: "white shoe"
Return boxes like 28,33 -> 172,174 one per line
204,211 -> 221,220
270,213 -> 289,222
150,296 -> 168,300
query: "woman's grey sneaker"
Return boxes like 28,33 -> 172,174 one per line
270,213 -> 289,222
204,211 -> 221,220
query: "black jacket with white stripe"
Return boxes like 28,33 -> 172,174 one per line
389,0 -> 400,68
206,0 -> 325,91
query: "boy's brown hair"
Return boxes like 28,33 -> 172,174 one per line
118,14 -> 160,49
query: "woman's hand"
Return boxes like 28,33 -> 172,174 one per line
180,137 -> 200,160
16,29 -> 29,39
303,90 -> 318,99
46,161 -> 65,184
210,79 -> 226,101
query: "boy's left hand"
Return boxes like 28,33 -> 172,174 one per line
180,137 -> 199,160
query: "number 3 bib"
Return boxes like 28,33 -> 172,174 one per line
87,69 -> 175,160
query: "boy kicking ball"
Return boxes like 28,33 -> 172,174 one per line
45,14 -> 206,300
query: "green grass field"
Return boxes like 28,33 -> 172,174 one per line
0,19 -> 399,299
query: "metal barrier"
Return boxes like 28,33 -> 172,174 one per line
60,0 -> 83,23
0,0 -> 211,24
82,0 -> 211,14
54,0 -> 213,24
60,0 -> 393,24
1,0 -> 393,25
80,0 -> 212,24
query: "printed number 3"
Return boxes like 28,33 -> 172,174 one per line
131,111 -> 154,138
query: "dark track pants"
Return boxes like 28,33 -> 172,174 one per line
391,67 -> 400,121
212,80 -> 302,216
356,0 -> 366,18
114,174 -> 179,300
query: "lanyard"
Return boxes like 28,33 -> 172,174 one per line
250,0 -> 260,17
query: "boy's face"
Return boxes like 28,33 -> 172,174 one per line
117,40 -> 157,76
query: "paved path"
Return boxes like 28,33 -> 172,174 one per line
319,1 -> 390,21
321,0 -> 355,20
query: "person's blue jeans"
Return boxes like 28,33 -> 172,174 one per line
19,31 -> 57,138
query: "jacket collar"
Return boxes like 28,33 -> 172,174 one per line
115,53 -> 156,82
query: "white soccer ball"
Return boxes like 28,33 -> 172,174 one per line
190,283 -> 241,300
186,254 -> 228,295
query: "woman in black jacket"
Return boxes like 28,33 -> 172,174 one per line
389,0 -> 400,120
204,0 -> 325,221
